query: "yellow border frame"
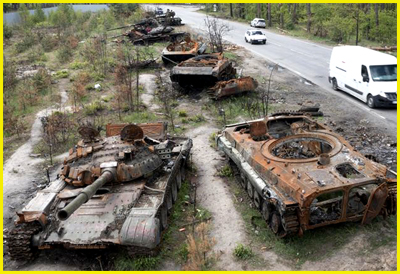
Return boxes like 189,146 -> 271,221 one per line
1,1 -> 398,273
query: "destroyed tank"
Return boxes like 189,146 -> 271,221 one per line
170,53 -> 236,88
216,114 -> 396,237
7,122 -> 192,260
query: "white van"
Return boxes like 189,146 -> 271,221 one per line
328,46 -> 397,108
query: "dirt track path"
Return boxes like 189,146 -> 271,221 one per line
187,125 -> 248,270
139,74 -> 158,111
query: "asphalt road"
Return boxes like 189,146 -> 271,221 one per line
153,4 -> 397,132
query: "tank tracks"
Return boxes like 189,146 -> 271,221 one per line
229,160 -> 300,237
6,222 -> 41,261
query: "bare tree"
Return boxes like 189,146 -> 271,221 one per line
267,4 -> 272,27
204,16 -> 231,53
306,4 -> 312,33
156,71 -> 177,130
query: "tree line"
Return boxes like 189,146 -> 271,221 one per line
204,3 -> 397,45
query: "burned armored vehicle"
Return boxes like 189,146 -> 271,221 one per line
7,122 -> 192,260
162,36 -> 207,65
170,53 -> 236,88
216,114 -> 396,237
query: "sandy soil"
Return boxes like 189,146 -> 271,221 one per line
139,73 -> 159,111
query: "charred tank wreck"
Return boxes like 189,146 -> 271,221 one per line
216,114 -> 396,237
7,123 -> 192,260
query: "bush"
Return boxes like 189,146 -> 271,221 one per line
178,110 -> 188,117
3,23 -> 13,40
84,100 -> 105,115
233,244 -> 253,260
56,46 -> 73,63
15,32 -> 36,53
32,68 -> 52,95
53,70 -> 69,79
218,164 -> 233,177
188,114 -> 205,123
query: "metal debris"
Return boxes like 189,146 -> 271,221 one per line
208,76 -> 258,99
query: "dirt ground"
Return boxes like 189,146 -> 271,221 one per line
3,39 -> 396,270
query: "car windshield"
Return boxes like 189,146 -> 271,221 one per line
252,31 -> 263,35
369,65 -> 397,81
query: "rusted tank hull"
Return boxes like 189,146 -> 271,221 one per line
170,54 -> 236,88
216,115 -> 396,237
162,38 -> 200,65
7,123 -> 193,260
208,76 -> 258,99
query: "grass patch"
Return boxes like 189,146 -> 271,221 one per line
121,110 -> 158,124
53,70 -> 70,79
223,51 -> 240,62
209,132 -> 218,149
233,243 -> 254,260
218,164 -> 233,177
114,255 -> 160,271
178,109 -> 188,117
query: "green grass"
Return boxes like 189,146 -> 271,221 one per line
209,131 -> 218,149
122,110 -> 159,124
114,255 -> 161,271
223,51 -> 239,62
218,164 -> 233,177
226,177 -> 397,268
233,243 -> 254,260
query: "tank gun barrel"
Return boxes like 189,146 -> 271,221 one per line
57,168 -> 116,221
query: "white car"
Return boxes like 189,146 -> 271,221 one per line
250,18 -> 266,28
245,30 -> 267,44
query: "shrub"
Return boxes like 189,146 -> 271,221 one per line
56,45 -> 73,63
3,23 -> 12,40
53,70 -> 70,79
218,164 -> 233,177
178,110 -> 188,117
84,100 -> 105,115
233,244 -> 253,260
15,32 -> 36,53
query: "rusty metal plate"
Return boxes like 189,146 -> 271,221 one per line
362,183 -> 389,224
106,122 -> 166,139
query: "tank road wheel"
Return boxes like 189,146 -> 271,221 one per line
7,222 -> 41,261
176,168 -> 182,190
261,200 -> 272,223
180,164 -> 186,181
253,191 -> 261,210
171,179 -> 178,203
160,203 -> 168,230
166,188 -> 173,214
270,212 -> 282,235
247,180 -> 254,199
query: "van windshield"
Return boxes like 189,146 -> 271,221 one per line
252,31 -> 263,35
369,65 -> 397,82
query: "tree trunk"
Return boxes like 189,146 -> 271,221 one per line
355,9 -> 359,45
374,4 -> 379,27
230,3 -> 233,17
292,3 -> 297,25
267,4 -> 272,27
279,4 -> 284,28
257,3 -> 261,18
306,4 -> 311,33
